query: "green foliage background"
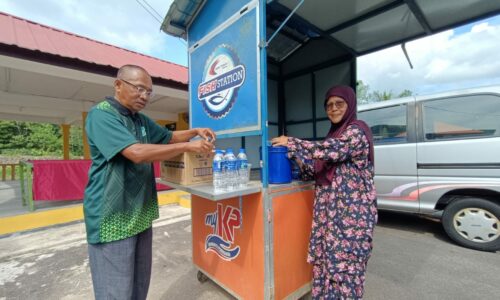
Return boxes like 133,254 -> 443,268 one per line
0,120 -> 83,157
357,80 -> 413,103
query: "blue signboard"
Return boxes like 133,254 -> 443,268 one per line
189,2 -> 260,137
188,0 -> 253,46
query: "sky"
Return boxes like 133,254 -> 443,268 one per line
1,0 -> 500,97
358,15 -> 500,96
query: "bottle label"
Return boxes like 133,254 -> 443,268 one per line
226,161 -> 237,171
213,161 -> 222,172
239,160 -> 248,169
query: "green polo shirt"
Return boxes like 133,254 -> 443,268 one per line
83,97 -> 172,244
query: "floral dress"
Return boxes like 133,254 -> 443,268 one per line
287,124 -> 378,300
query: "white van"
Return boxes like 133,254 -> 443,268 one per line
358,86 -> 500,251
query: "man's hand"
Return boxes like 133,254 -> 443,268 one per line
187,139 -> 214,153
271,135 -> 288,147
195,128 -> 216,142
170,128 -> 216,144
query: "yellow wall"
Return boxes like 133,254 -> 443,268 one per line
82,112 -> 90,159
155,119 -> 174,127
155,112 -> 189,131
177,112 -> 189,130
61,124 -> 70,159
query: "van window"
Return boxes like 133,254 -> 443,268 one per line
359,104 -> 407,144
422,95 -> 500,141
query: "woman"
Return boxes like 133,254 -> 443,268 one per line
271,85 -> 377,299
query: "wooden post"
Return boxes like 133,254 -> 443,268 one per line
61,124 -> 70,160
82,112 -> 90,159
20,162 -> 26,206
10,164 -> 15,180
1,165 -> 5,181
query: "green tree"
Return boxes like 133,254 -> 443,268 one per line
0,121 -> 18,150
356,80 -> 371,104
0,121 -> 30,152
398,89 -> 413,97
356,80 -> 414,103
70,126 -> 84,157
370,89 -> 413,102
24,123 -> 62,155
0,121 -> 64,155
372,90 -> 395,101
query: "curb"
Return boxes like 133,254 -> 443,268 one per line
0,190 -> 191,235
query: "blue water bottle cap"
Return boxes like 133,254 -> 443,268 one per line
239,148 -> 245,153
226,148 -> 233,153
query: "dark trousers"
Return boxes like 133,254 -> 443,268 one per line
88,227 -> 153,300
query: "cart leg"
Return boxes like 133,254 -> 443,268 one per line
197,270 -> 209,283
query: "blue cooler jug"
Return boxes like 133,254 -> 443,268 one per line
267,146 -> 292,184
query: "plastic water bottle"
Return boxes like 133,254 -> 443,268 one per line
224,148 -> 238,190
237,148 -> 248,187
291,159 -> 301,180
212,149 -> 225,192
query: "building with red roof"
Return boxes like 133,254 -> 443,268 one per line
0,11 -> 188,125
0,11 -> 189,158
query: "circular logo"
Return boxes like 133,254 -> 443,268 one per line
197,45 -> 246,119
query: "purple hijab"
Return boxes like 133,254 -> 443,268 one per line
315,85 -> 374,185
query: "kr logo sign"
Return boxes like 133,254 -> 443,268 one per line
204,203 -> 241,261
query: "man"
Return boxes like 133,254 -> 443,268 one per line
83,64 -> 215,300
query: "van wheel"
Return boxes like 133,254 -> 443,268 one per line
442,198 -> 500,251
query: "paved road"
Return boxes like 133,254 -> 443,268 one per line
364,211 -> 499,300
0,206 -> 498,299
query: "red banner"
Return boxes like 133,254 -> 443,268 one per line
32,160 -> 170,201
32,160 -> 91,201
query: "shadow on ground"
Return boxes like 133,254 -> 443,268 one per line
377,210 -> 451,244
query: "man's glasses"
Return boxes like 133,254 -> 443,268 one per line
120,79 -> 154,98
326,101 -> 347,111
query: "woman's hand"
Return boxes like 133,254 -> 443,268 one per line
271,135 -> 288,147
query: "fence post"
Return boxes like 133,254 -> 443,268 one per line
26,163 -> 34,211
11,164 -> 16,180
0,164 -> 19,181
20,162 -> 25,206
19,161 -> 34,210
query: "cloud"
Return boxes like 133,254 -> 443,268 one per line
358,16 -> 500,95
0,0 -> 187,65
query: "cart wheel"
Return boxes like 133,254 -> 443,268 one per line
197,271 -> 208,283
